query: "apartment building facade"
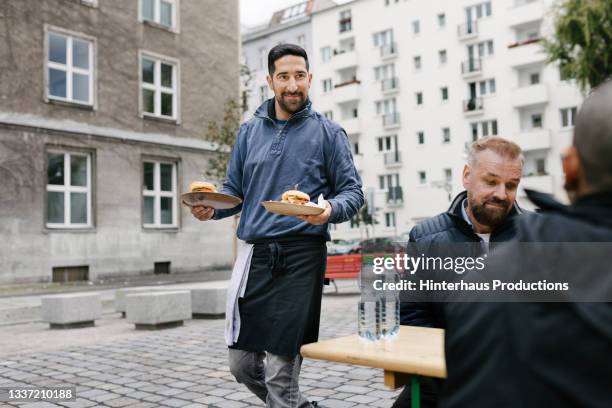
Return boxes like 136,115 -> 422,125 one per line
309,0 -> 583,240
0,0 -> 239,284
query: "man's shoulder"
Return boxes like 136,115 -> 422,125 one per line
517,211 -> 612,242
410,213 -> 457,242
310,111 -> 346,136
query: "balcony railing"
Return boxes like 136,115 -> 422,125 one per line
381,77 -> 399,92
458,20 -> 478,39
461,58 -> 482,75
386,186 -> 403,204
463,97 -> 484,114
384,151 -> 402,166
382,112 -> 400,128
380,42 -> 398,58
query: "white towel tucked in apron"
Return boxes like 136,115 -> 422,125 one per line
224,240 -> 254,346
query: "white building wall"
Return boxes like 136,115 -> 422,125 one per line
309,0 -> 584,241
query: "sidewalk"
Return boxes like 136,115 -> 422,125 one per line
0,279 -> 401,408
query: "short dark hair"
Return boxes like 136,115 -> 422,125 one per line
268,43 -> 309,76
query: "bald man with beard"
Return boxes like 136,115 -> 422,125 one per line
439,81 -> 612,407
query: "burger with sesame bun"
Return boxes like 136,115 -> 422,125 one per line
189,181 -> 217,193
281,190 -> 310,205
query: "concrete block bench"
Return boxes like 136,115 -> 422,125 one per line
41,293 -> 102,329
114,287 -> 159,317
191,287 -> 227,318
126,291 -> 191,330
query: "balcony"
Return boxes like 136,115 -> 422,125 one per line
511,83 -> 549,108
380,42 -> 398,59
463,97 -> 484,116
333,80 -> 360,103
383,151 -> 402,168
461,58 -> 482,78
508,0 -> 544,27
386,186 -> 403,205
331,49 -> 358,70
382,112 -> 400,129
457,20 -> 478,40
508,39 -> 546,67
514,129 -> 552,151
520,174 -> 554,195
381,77 -> 399,94
342,117 -> 361,135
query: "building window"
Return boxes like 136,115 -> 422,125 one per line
417,131 -> 425,145
323,110 -> 333,120
415,92 -> 423,106
385,212 -> 396,228
374,63 -> 395,81
377,135 -> 394,152
418,171 -> 427,185
141,0 -> 177,29
471,119 -> 498,140
439,49 -> 447,65
143,160 -> 177,228
297,35 -> 306,47
441,87 -> 449,101
469,40 -> 494,59
444,168 -> 452,183
560,107 -> 578,128
466,2 -> 492,21
530,73 -> 540,85
321,46 -> 331,62
438,13 -> 446,28
413,56 -> 422,70
531,113 -> 543,128
80,0 -> 97,7
373,29 -> 393,47
46,151 -> 92,228
375,98 -> 397,115
442,128 -> 451,143
259,85 -> 268,104
339,10 -> 352,33
536,158 -> 547,175
472,78 -> 496,97
353,142 -> 360,155
412,20 -> 420,35
141,54 -> 178,120
322,78 -> 333,93
46,31 -> 94,106
259,47 -> 267,70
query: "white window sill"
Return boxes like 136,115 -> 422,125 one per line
46,97 -> 95,111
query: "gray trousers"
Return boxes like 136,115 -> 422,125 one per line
228,348 -> 312,408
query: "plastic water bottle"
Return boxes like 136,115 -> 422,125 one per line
381,269 -> 400,338
358,299 -> 382,341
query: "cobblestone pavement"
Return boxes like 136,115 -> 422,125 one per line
0,285 -> 401,408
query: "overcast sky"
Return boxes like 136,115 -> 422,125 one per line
240,0 -> 304,28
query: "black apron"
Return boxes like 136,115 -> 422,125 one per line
230,235 -> 327,356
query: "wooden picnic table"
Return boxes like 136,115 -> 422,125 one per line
301,326 -> 446,408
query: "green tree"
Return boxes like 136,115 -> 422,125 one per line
203,98 -> 241,183
542,0 -> 612,91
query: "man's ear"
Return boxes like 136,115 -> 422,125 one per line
266,74 -> 273,91
562,145 -> 581,197
462,164 -> 471,190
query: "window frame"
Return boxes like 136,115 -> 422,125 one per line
45,149 -> 94,230
142,159 -> 179,229
560,107 -> 578,128
44,26 -> 97,108
139,0 -> 180,32
139,50 -> 180,122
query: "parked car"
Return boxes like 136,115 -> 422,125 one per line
356,237 -> 403,255
327,239 -> 361,256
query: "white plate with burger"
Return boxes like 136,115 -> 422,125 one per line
182,181 -> 242,209
262,190 -> 325,216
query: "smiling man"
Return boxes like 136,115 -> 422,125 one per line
394,136 -> 525,408
191,44 -> 363,408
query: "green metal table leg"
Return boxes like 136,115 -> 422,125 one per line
411,375 -> 420,408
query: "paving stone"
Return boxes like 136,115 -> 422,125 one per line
103,397 -> 141,407
334,385 -> 372,394
317,399 -> 357,408
159,398 -> 193,407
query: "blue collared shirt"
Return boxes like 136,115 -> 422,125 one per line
213,99 -> 364,241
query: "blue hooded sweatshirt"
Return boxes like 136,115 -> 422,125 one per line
213,98 -> 364,241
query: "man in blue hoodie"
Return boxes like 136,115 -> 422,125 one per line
191,44 -> 364,408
